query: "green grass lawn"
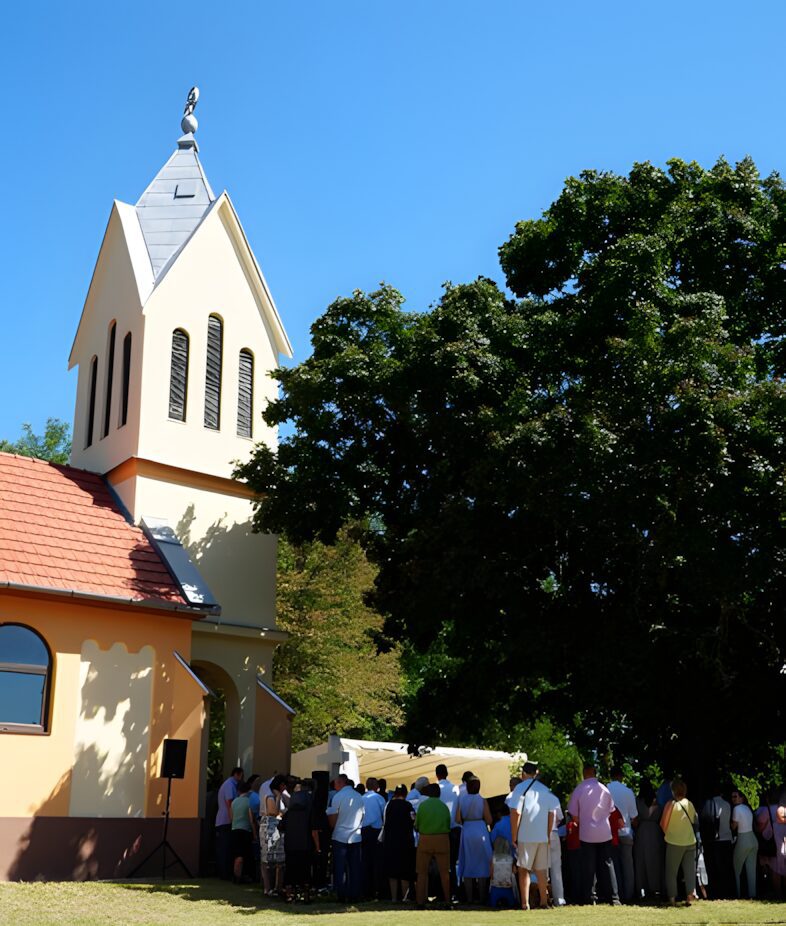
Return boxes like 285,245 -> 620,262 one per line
0,881 -> 784,926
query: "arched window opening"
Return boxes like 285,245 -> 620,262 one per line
102,322 -> 116,438
120,332 -> 132,427
169,329 -> 190,421
0,624 -> 51,733
237,349 -> 254,438
85,356 -> 98,448
204,315 -> 223,430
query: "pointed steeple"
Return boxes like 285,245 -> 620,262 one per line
135,87 -> 215,279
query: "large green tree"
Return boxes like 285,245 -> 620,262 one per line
239,158 -> 786,786
273,525 -> 404,751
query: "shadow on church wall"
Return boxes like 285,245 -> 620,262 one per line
176,505 -> 276,626
4,637 -> 199,881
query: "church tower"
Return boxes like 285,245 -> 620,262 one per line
68,89 -> 294,779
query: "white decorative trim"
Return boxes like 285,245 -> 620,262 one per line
174,650 -> 213,695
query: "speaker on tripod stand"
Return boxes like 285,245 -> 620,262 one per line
130,738 -> 192,879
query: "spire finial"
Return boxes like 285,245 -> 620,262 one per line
181,86 -> 200,135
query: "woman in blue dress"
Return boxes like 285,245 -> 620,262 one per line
456,776 -> 493,904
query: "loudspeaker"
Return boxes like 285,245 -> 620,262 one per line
311,769 -> 330,813
161,739 -> 188,779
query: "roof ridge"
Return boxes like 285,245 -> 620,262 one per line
0,450 -> 102,477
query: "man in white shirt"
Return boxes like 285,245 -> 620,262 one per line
361,777 -> 386,899
327,774 -> 365,902
607,767 -> 638,902
436,763 -> 460,896
509,761 -> 559,910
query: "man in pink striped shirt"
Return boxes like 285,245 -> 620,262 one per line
567,764 -> 620,905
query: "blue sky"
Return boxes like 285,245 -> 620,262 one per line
2,1 -> 786,439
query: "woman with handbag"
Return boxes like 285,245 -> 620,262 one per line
755,788 -> 783,897
758,788 -> 786,898
660,779 -> 698,906
259,774 -> 287,896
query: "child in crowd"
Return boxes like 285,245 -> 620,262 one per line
489,836 -> 516,908
565,815 -> 581,902
695,836 -> 709,900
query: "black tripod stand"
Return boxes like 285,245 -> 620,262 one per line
129,774 -> 192,879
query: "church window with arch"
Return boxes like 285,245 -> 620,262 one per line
204,314 -> 223,430
102,321 -> 116,438
0,624 -> 52,733
120,332 -> 132,427
237,349 -> 254,438
169,328 -> 190,421
85,355 -> 98,448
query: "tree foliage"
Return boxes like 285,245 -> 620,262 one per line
239,158 -> 786,786
272,525 -> 404,751
0,418 -> 72,464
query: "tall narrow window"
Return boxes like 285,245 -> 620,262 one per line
86,356 -> 98,448
204,315 -> 223,430
237,349 -> 254,438
0,624 -> 51,733
102,322 -> 116,438
169,329 -> 190,421
120,332 -> 132,427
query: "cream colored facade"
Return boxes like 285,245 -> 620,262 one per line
68,138 -> 294,778
0,593 -> 205,880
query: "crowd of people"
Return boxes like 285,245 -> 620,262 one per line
213,760 -> 786,909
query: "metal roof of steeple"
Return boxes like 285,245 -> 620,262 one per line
135,88 -> 215,279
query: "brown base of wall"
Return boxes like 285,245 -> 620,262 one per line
0,816 -> 201,881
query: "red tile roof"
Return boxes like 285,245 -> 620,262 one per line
0,452 -> 189,608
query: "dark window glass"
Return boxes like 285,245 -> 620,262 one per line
102,322 -> 116,438
0,625 -> 48,665
86,356 -> 98,448
0,624 -> 50,731
120,332 -> 132,427
169,329 -> 190,421
204,315 -> 223,430
237,350 -> 254,438
0,675 -> 46,726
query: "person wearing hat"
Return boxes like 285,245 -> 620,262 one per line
508,760 -> 560,910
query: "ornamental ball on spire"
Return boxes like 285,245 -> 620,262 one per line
181,86 -> 200,135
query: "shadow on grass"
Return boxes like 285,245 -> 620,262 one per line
116,879 -> 373,917
113,880 -> 786,920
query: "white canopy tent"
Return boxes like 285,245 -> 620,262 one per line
291,736 -> 525,798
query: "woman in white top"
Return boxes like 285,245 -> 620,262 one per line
731,788 -> 757,898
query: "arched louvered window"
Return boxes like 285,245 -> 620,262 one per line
0,623 -> 52,733
204,315 -> 223,430
102,322 -> 116,438
169,329 -> 190,421
237,349 -> 254,438
120,333 -> 132,427
85,356 -> 98,448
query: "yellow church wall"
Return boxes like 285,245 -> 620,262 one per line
253,684 -> 292,779
68,641 -> 155,818
0,593 -> 204,822
139,201 -> 279,482
125,472 -> 277,628
70,205 -> 146,474
191,629 -> 278,773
